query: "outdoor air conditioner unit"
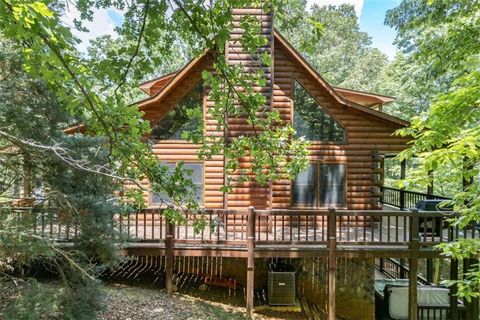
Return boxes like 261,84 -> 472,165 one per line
268,271 -> 296,306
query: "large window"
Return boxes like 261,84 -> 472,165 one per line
151,81 -> 203,140
291,163 -> 346,208
293,80 -> 345,142
150,162 -> 204,206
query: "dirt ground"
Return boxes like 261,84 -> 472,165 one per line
99,283 -> 305,320
0,278 -> 305,319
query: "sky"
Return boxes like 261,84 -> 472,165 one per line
66,0 -> 401,59
307,0 -> 401,59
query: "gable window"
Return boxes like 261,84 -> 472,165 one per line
293,80 -> 345,142
150,162 -> 204,206
151,81 -> 203,140
291,163 -> 346,208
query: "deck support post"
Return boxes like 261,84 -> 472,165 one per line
379,258 -> 385,272
409,208 -> 419,320
327,208 -> 337,320
399,160 -> 406,210
425,170 -> 434,283
246,206 -> 256,316
471,259 -> 479,320
427,170 -> 434,198
449,258 -> 459,320
399,258 -> 406,278
165,217 -> 175,296
464,259 -> 480,320
462,162 -> 479,320
426,259 -> 434,283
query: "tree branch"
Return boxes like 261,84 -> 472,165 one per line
113,0 -> 150,98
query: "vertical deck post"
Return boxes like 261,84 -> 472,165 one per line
426,259 -> 434,283
399,258 -> 406,278
246,206 -> 256,316
165,217 -> 175,295
449,258 -> 459,320
379,258 -> 385,272
426,170 -> 434,283
463,259 -> 480,319
400,160 -> 406,210
327,208 -> 337,320
409,208 -> 419,320
426,170 -> 434,198
471,260 -> 480,320
461,163 -> 479,319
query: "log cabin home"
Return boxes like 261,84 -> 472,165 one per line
134,8 -> 409,212
59,5 -> 480,320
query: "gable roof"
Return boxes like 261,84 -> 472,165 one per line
272,30 -> 407,127
137,51 -> 211,115
334,87 -> 395,107
140,71 -> 396,107
139,71 -> 177,95
66,29 -> 408,134
137,30 -> 407,127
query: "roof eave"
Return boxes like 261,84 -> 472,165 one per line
273,29 -> 408,128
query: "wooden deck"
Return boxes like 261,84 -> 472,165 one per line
22,207 -> 479,259
120,208 -> 476,258
5,206 -> 479,320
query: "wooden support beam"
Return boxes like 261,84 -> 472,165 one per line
328,208 -> 337,320
400,160 -> 406,180
378,258 -> 385,272
449,259 -> 459,320
471,260 -> 480,320
427,170 -> 434,198
463,259 -> 480,320
165,218 -> 174,295
461,160 -> 479,320
246,206 -> 256,316
400,160 -> 406,210
399,258 -> 406,278
409,208 -> 419,320
426,258 -> 433,284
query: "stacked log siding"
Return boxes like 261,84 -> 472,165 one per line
135,23 -> 408,211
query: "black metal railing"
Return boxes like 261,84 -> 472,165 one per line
418,305 -> 467,320
376,258 -> 429,285
382,187 -> 450,210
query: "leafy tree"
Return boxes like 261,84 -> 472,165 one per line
281,4 -> 389,93
0,42 -> 120,319
0,1 -> 310,316
386,0 -> 480,300
0,0 -> 312,218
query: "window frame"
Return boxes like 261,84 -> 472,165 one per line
291,78 -> 348,145
149,161 -> 205,207
290,161 -> 347,209
150,81 -> 206,143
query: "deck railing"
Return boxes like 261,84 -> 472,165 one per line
382,186 -> 450,210
3,205 -> 478,320
417,305 -> 467,320
3,206 -> 479,249
376,257 -> 430,285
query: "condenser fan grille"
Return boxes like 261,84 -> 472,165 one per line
268,272 -> 296,305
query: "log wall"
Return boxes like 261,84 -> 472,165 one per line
136,10 -> 408,211
269,43 -> 408,210
225,6 -> 274,209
